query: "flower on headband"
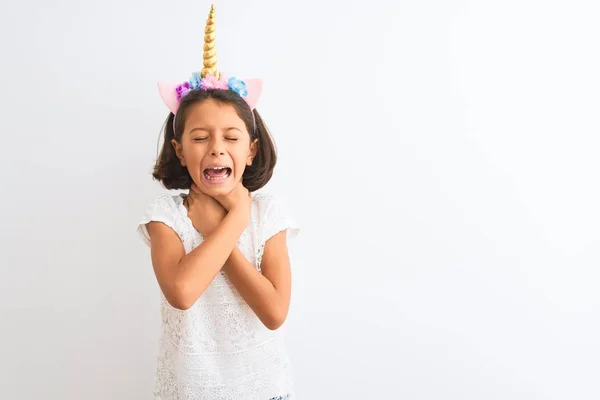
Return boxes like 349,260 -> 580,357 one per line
228,77 -> 248,97
189,72 -> 202,90
201,74 -> 229,90
175,82 -> 191,101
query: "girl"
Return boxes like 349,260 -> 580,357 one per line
137,5 -> 299,400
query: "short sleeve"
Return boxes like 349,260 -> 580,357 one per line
255,194 -> 300,267
137,193 -> 185,247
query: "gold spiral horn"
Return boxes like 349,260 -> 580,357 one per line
201,4 -> 219,78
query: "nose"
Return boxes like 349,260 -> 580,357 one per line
209,138 -> 225,156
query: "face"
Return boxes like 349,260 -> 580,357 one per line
172,99 -> 258,196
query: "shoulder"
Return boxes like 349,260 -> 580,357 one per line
251,191 -> 279,211
252,191 -> 299,241
137,192 -> 186,246
145,192 -> 184,215
251,191 -> 290,220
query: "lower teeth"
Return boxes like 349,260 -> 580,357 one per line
204,171 -> 230,180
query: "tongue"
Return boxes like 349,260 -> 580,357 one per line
207,168 -> 227,177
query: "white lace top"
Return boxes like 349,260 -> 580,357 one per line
137,192 -> 299,400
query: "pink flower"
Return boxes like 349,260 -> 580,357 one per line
200,74 -> 229,90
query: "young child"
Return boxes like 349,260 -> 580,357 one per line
137,5 -> 299,399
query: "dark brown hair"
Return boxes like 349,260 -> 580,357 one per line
152,89 -> 277,192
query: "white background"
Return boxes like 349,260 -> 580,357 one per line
1,0 -> 599,399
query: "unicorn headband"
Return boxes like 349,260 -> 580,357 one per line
157,4 -> 263,128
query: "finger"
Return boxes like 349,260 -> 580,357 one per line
212,198 -> 227,211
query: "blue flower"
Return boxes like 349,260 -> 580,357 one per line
189,72 -> 202,89
228,77 -> 248,97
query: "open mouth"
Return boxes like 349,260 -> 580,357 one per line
203,166 -> 232,182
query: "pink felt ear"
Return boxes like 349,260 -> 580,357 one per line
157,82 -> 181,114
242,79 -> 263,110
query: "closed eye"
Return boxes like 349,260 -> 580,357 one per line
193,137 -> 208,142
225,137 -> 238,141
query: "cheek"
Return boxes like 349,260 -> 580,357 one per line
234,148 -> 251,165
182,145 -> 204,164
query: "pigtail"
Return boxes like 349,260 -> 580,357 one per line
242,109 -> 277,192
152,113 -> 193,189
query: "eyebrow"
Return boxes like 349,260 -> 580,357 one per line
188,127 -> 243,134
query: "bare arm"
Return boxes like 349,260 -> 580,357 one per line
222,230 -> 292,330
147,209 -> 247,310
